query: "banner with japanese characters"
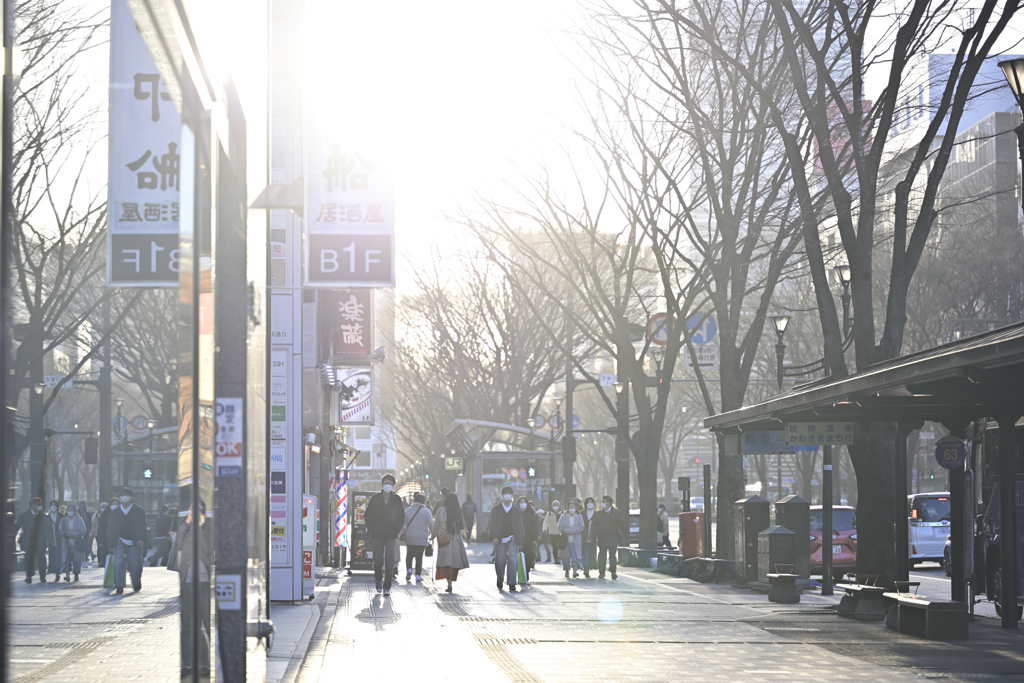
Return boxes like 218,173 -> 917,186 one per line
107,0 -> 181,286
304,135 -> 395,287
319,289 -> 374,359
336,367 -> 373,425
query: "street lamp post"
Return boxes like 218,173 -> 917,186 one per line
147,418 -> 157,454
998,58 -> 1024,219
835,263 -> 853,338
115,397 -> 127,488
527,417 -> 536,453
614,379 -> 629,511
770,315 -> 790,391
30,382 -> 45,500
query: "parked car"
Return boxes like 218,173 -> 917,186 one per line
689,497 -> 705,512
907,492 -> 951,566
810,505 -> 857,583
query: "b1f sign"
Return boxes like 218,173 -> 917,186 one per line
305,141 -> 395,287
107,0 -> 180,286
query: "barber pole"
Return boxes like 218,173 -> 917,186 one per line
335,473 -> 347,548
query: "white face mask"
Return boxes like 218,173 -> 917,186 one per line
49,506 -> 57,512
587,503 -> 595,510
67,510 -> 76,517
382,484 -> 393,493
519,502 -> 527,510
568,508 -> 576,514
603,503 -> 611,510
120,496 -> 131,504
552,505 -> 559,511
502,494 -> 513,503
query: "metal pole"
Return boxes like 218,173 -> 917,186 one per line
703,463 -> 712,558
777,451 -> 782,501
615,380 -> 629,513
894,424 -> 910,583
99,300 -> 112,503
822,444 -> 833,595
997,413 -> 1019,629
564,310 -> 575,501
775,340 -> 785,391
1,0 -> 14,668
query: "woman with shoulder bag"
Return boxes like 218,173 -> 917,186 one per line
58,504 -> 87,582
545,500 -> 563,563
430,492 -> 469,593
400,493 -> 433,582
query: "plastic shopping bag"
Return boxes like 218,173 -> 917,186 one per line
103,555 -> 115,587
517,551 -> 528,584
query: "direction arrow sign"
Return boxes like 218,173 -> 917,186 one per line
686,314 -> 718,344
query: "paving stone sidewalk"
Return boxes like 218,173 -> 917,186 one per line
295,543 -> 1024,683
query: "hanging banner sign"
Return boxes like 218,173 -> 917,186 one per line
785,422 -> 854,445
337,367 -> 373,425
320,289 -> 374,358
107,0 -> 181,286
305,138 -> 395,287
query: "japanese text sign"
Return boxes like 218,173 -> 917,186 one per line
108,0 -> 181,286
934,436 -> 968,470
742,431 -> 818,453
320,289 -> 373,358
785,422 -> 854,445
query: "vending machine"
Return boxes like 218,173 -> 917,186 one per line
348,491 -> 375,572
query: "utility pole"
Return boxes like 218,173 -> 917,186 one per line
615,318 -> 630,510
563,306 -> 575,501
99,298 -> 112,504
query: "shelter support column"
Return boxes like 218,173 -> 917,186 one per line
942,419 -> 972,604
996,412 -> 1020,629
895,422 -> 923,583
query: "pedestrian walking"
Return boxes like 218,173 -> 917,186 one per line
592,495 -> 626,580
430,492 -> 469,593
77,501 -> 93,565
544,500 -> 563,563
582,497 -> 597,578
537,508 -> 552,562
14,498 -> 48,583
558,500 -> 585,578
657,504 -> 673,548
432,488 -> 450,516
364,473 -> 405,597
44,500 -> 63,578
168,501 -> 211,677
149,506 -> 173,566
106,487 -> 148,594
58,503 -> 87,582
461,495 -> 477,543
489,486 -> 525,592
91,503 -> 106,563
401,493 -> 433,582
97,498 -> 118,568
518,497 -> 538,581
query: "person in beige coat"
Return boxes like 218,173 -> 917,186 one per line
430,493 -> 469,593
544,500 -> 563,563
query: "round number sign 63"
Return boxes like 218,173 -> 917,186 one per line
934,435 -> 968,470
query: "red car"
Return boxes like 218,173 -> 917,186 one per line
810,505 -> 858,583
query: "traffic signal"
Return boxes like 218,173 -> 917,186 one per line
527,467 -> 537,478
562,435 -> 577,464
143,468 -> 153,479
83,436 -> 98,465
424,473 -> 430,480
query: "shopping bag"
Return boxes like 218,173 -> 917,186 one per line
103,555 -> 115,587
517,551 -> 527,584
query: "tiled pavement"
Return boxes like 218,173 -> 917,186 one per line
296,544 -> 1024,683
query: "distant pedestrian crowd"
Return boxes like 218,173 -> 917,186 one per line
362,474 -> 632,596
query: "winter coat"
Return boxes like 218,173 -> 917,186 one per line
461,501 -> 477,522
488,502 -> 525,546
658,510 -> 670,535
522,506 -> 539,544
364,491 -> 406,541
544,508 -> 562,537
58,514 -> 86,567
96,508 -> 111,547
402,503 -> 433,546
45,512 -> 62,547
582,508 -> 597,542
168,518 -> 212,583
431,508 -> 469,570
106,504 -> 148,549
14,509 -> 46,552
592,506 -> 627,544
558,511 -> 585,558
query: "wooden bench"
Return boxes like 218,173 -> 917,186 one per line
882,592 -> 968,640
836,575 -> 887,621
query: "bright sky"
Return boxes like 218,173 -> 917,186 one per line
305,0 -> 590,266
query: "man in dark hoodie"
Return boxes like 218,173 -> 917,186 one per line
363,473 -> 405,596
488,486 -> 525,592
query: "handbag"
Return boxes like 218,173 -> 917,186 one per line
400,506 -> 423,543
425,543 -> 434,557
437,532 -> 451,547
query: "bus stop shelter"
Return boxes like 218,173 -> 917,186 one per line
704,322 -> 1024,629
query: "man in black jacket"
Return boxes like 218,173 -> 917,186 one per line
13,498 -> 48,583
149,506 -> 172,566
106,487 -> 148,594
488,486 -> 525,592
364,474 -> 405,596
592,495 -> 626,580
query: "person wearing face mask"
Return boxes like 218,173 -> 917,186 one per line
536,507 -> 552,563
544,500 -> 563,564
557,501 -> 585,578
106,487 -> 148,594
581,497 -> 598,578
517,496 -> 538,582
489,486 -> 525,591
657,504 -> 673,548
58,504 -> 87,581
168,500 -> 212,677
97,499 -> 118,569
592,495 -> 626,579
44,500 -> 63,578
364,474 -> 406,596
430,492 -> 469,593
77,501 -> 93,565
14,498 -> 49,583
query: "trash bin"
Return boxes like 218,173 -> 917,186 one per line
775,495 -> 810,579
678,511 -> 705,559
758,525 -> 796,584
734,495 -> 770,584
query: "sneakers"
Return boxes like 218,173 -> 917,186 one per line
64,574 -> 70,583
584,570 -> 591,579
133,584 -> 141,592
564,569 -> 570,578
599,573 -> 606,579
24,577 -> 31,584
383,589 -> 391,597
508,585 -> 517,592
497,579 -> 503,591
415,575 -> 423,582
573,570 -> 579,579
406,570 -> 412,581
375,579 -> 383,593
611,572 -> 618,580
116,588 -> 124,594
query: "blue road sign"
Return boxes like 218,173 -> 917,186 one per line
572,414 -> 581,430
686,314 -> 718,344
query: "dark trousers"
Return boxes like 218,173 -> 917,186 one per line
583,540 -> 596,572
405,545 -> 425,575
465,519 -> 474,541
46,543 -> 61,575
23,542 -> 47,580
149,537 -> 171,566
597,541 -> 617,576
524,542 -> 535,575
180,579 -> 211,672
372,538 -> 397,590
552,535 -> 561,563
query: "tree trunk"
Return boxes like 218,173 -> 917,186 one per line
848,422 -> 897,586
637,439 -> 660,549
715,432 -> 744,560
